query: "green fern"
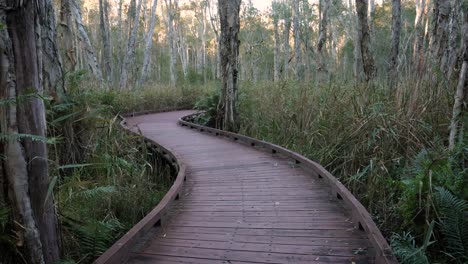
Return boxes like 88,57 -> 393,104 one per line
62,216 -> 123,261
391,231 -> 431,264
76,186 -> 117,199
434,187 -> 468,263
0,133 -> 57,144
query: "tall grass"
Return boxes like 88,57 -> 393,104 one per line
193,77 -> 466,262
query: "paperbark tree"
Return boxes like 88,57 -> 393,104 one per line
413,0 -> 427,73
356,0 -> 376,82
389,0 -> 401,79
59,0 -> 103,80
0,1 -> 60,263
317,0 -> 331,73
430,0 -> 451,71
99,0 -> 112,81
139,0 -> 159,86
293,0 -> 302,80
272,1 -> 281,82
116,0 -> 123,74
177,20 -> 189,79
165,0 -> 178,85
217,0 -> 241,131
39,0 -> 64,95
445,0 -> 461,79
208,0 -> 221,79
120,0 -> 143,89
368,0 -> 375,34
283,5 -> 291,79
449,11 -> 467,149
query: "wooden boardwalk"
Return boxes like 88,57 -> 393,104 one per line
98,111 -> 396,264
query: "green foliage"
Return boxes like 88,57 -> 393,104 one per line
193,89 -> 219,126
391,231 -> 432,264
47,89 -> 174,262
61,216 -> 123,263
0,133 -> 57,144
391,221 -> 435,264
434,187 -> 468,263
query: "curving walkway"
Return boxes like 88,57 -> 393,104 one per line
120,111 -> 383,264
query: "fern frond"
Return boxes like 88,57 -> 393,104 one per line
0,133 -> 57,144
76,186 -> 117,199
435,187 -> 468,263
390,232 -> 430,264
62,216 -> 122,260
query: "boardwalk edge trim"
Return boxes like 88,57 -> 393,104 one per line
94,112 -> 187,264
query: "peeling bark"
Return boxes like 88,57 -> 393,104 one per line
430,0 -> 451,69
0,1 -> 60,263
449,12 -> 468,149
165,0 -> 178,85
99,0 -> 112,81
272,1 -> 281,82
356,0 -> 376,82
317,0 -> 330,74
293,0 -> 302,80
217,0 -> 241,132
39,0 -> 64,96
283,8 -> 291,79
59,0 -> 103,80
139,0 -> 158,86
389,0 -> 401,80
120,0 -> 143,89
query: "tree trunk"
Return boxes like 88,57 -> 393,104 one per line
139,0 -> 158,86
39,0 -> 64,96
317,0 -> 330,74
430,0 -> 451,70
0,1 -> 60,263
217,0 -> 241,132
353,1 -> 364,81
356,0 -> 376,82
59,0 -> 103,81
448,12 -> 467,149
116,0 -> 123,80
272,1 -> 281,82
446,0 -> 461,79
208,0 -> 221,80
165,0 -> 178,85
120,0 -> 143,89
368,0 -> 375,34
413,0 -> 427,73
99,0 -> 112,82
177,22 -> 189,79
389,0 -> 401,80
293,0 -> 302,80
283,8 -> 291,79
202,3 -> 207,83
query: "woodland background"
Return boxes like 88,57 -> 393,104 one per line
0,0 -> 467,263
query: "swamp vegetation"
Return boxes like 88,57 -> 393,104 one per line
0,0 -> 467,263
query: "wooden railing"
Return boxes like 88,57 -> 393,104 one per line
178,112 -> 398,264
94,114 -> 187,264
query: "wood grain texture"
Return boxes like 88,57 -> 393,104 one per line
98,110 -> 397,264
